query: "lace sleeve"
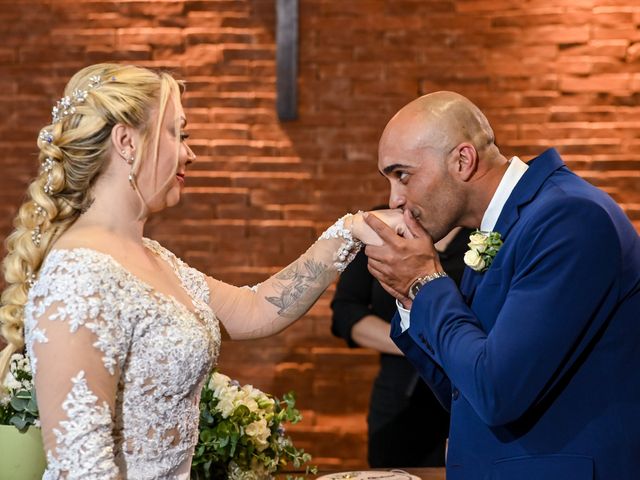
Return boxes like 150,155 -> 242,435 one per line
208,215 -> 367,340
24,252 -> 128,479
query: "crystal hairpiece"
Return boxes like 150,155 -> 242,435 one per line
31,158 -> 55,246
26,272 -> 37,288
31,74 -> 113,249
38,129 -> 53,144
31,225 -> 42,247
51,75 -> 104,124
42,157 -> 55,194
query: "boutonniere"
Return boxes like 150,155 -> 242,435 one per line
464,230 -> 503,273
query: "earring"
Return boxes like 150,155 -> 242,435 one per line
128,171 -> 136,190
121,148 -> 135,164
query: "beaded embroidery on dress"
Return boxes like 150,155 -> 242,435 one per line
24,239 -> 221,479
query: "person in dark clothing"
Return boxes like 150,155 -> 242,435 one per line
331,222 -> 472,467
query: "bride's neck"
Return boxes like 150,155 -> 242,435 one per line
60,196 -> 146,247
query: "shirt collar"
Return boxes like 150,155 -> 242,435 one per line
480,156 -> 528,232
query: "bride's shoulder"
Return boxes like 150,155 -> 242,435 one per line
34,245 -> 124,303
42,229 -> 127,277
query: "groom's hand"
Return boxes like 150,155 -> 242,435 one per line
364,209 -> 443,307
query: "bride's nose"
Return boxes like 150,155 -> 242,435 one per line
185,144 -> 196,165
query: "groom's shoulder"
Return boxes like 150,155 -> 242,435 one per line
525,184 -> 619,235
532,164 -> 627,224
510,170 -> 627,251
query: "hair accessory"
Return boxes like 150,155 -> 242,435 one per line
30,204 -> 47,247
39,129 -> 53,144
31,226 -> 42,247
26,272 -> 37,288
87,75 -> 102,88
42,157 -> 55,194
32,156 -> 54,245
51,75 -> 105,124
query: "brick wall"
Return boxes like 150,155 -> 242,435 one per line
1,0 -> 639,470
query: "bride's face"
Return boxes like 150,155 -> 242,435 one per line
137,96 -> 195,213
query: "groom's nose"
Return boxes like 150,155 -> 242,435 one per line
389,190 -> 405,209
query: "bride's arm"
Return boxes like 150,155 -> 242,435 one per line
206,210 -> 403,340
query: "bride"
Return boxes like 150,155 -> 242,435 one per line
0,63 -> 403,479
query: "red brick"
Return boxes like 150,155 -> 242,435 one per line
559,73 -> 632,92
1,1 -> 638,470
627,42 -> 640,62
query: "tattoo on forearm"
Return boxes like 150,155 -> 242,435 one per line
265,258 -> 330,318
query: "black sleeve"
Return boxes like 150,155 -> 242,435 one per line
330,250 -> 375,347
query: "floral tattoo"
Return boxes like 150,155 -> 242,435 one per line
265,258 -> 330,318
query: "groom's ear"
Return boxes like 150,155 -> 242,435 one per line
449,142 -> 478,182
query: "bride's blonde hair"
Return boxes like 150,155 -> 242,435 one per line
0,63 -> 183,379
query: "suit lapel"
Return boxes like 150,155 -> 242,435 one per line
460,148 -> 566,303
493,148 -> 565,239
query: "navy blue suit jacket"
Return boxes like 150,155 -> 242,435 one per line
391,149 -> 640,480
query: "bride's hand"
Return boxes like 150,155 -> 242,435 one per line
348,209 -> 407,246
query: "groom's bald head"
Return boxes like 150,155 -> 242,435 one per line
380,91 -> 496,160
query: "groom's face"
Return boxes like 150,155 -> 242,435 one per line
378,137 -> 461,243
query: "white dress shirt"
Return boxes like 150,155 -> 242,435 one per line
397,156 -> 529,332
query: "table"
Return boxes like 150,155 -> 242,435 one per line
276,468 -> 446,479
400,469 -> 445,480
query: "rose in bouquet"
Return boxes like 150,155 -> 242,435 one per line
0,352 -> 39,431
191,371 -> 316,480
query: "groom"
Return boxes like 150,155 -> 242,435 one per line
363,91 -> 640,480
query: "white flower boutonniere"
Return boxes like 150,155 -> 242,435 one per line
464,230 -> 503,273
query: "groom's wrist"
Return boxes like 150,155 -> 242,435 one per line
407,271 -> 448,300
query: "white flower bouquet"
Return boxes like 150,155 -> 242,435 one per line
0,353 -> 39,431
191,371 -> 316,480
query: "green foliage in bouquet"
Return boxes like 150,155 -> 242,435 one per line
192,371 -> 316,480
0,353 -> 39,432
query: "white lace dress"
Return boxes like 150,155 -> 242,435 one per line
24,239 -> 222,479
